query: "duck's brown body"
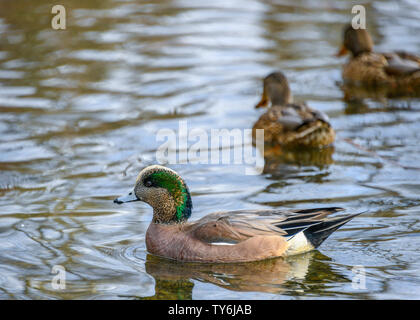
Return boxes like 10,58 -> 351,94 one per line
338,25 -> 420,97
143,207 -> 360,263
343,52 -> 420,90
146,223 -> 287,263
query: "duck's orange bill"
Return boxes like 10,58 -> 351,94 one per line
255,97 -> 268,108
255,89 -> 269,108
336,45 -> 348,57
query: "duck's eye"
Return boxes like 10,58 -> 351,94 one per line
144,180 -> 153,187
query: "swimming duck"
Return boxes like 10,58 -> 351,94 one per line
114,165 -> 360,263
337,24 -> 420,95
253,72 -> 335,148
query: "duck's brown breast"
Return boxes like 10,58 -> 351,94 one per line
343,52 -> 390,85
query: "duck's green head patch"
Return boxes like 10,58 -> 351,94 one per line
137,165 -> 192,222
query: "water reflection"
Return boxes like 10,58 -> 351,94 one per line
260,145 -> 335,173
339,79 -> 420,104
343,96 -> 418,115
139,250 -> 355,299
141,252 -> 304,298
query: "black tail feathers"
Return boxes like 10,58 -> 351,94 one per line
303,212 -> 362,248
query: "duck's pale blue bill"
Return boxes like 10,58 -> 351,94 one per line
114,191 -> 139,204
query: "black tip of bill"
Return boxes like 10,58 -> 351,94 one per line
113,191 -> 139,204
113,198 -> 123,204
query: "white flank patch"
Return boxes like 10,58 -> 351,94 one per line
285,231 -> 314,256
210,242 -> 236,246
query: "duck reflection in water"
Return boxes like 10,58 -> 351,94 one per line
139,251 -> 340,299
259,144 -> 335,174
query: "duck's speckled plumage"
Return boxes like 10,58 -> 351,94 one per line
338,25 -> 420,96
133,165 -> 192,223
115,165 -> 360,263
252,72 -> 335,148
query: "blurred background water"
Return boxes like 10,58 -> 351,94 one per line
1,0 -> 420,299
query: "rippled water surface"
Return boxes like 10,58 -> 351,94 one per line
1,0 -> 420,299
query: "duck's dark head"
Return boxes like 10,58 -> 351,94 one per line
337,24 -> 373,57
255,71 -> 292,108
114,165 -> 192,224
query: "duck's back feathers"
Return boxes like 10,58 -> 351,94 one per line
253,103 -> 334,147
188,206 -> 351,247
384,52 -> 420,76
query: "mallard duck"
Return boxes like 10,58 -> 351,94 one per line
114,165 -> 360,263
337,24 -> 420,95
253,72 -> 335,148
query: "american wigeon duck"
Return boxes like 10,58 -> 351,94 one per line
114,165 -> 360,263
253,72 -> 335,148
337,24 -> 420,96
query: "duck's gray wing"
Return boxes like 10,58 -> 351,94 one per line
384,52 -> 420,76
186,207 -> 345,244
261,104 -> 331,133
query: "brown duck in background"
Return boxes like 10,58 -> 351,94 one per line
253,72 -> 335,148
337,24 -> 420,97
